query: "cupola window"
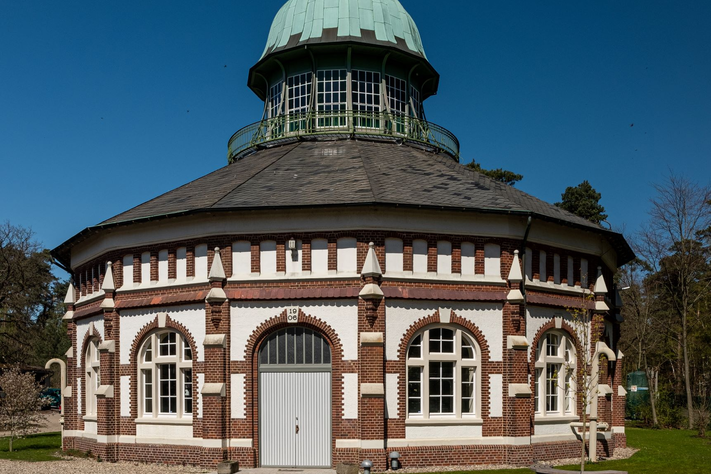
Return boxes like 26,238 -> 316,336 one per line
287,72 -> 313,131
352,70 -> 381,128
317,69 -> 347,127
269,82 -> 283,119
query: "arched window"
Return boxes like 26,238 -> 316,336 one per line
85,338 -> 100,417
259,327 -> 331,368
534,331 -> 576,416
406,326 -> 480,419
138,330 -> 193,418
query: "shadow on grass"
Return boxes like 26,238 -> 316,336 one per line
0,432 -> 62,462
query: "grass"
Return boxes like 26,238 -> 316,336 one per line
0,432 -> 62,462
555,427 -> 711,473
2,428 -> 710,471
403,427 -> 711,474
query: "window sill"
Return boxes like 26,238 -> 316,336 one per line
134,417 -> 193,425
406,417 -> 483,426
534,415 -> 578,424
83,415 -> 97,422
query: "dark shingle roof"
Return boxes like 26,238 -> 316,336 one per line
101,140 -> 600,229
54,140 -> 633,266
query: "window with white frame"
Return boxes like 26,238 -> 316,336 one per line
85,338 -> 100,417
406,326 -> 480,419
352,70 -> 381,128
386,75 -> 407,115
410,86 -> 422,119
317,69 -> 347,127
386,75 -> 407,134
534,331 -> 576,416
287,72 -> 312,131
138,330 -> 193,418
269,81 -> 283,118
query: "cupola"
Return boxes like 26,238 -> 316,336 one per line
229,0 -> 456,163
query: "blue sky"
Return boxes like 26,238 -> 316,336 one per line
2,0 -> 710,265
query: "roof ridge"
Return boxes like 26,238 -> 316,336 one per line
443,156 -> 602,230
99,164 -> 233,225
212,143 -> 300,208
354,140 -> 380,203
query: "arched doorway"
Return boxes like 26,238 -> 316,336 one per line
258,326 -> 332,467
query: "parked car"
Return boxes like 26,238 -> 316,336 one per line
40,388 -> 61,410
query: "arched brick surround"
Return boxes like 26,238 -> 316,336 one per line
127,314 -> 200,428
387,309 -> 497,439
243,309 -> 345,466
79,325 -> 103,424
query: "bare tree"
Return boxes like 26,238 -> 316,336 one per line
562,294 -> 610,472
0,365 -> 47,452
618,260 -> 665,426
637,174 -> 711,429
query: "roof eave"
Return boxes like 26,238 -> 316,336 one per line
51,202 -> 634,272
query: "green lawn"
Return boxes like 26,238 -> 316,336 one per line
3,428 -> 711,471
555,427 -> 711,473
405,428 -> 711,474
0,432 -> 62,462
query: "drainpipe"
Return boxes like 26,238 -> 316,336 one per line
519,215 -> 532,300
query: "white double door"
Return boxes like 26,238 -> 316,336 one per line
259,371 -> 331,467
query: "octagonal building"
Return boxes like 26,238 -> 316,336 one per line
53,0 -> 633,469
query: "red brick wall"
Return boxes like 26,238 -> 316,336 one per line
64,229 -> 622,469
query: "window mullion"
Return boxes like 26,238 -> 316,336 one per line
423,359 -> 430,419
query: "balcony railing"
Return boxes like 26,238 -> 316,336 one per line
227,110 -> 460,163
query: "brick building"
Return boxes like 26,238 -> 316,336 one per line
52,0 -> 633,469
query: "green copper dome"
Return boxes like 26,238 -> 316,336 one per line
260,0 -> 427,60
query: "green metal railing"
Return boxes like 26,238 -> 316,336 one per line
227,110 -> 460,163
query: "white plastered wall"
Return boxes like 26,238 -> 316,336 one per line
386,373 -> 399,418
230,299 -> 358,361
197,373 -> 205,419
489,373 -> 503,417
406,424 -> 483,439
342,373 -> 358,419
75,315 -> 105,366
120,376 -> 131,417
526,305 -> 589,359
119,304 -> 206,365
385,300 -> 503,362
231,374 -> 246,419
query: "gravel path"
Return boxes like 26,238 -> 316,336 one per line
0,445 -> 638,474
0,458 -> 212,474
382,446 -> 639,473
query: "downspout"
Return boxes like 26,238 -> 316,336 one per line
520,215 -> 532,300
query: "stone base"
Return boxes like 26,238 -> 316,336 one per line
217,461 -> 240,474
336,462 -> 359,474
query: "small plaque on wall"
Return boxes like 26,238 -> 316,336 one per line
287,306 -> 299,323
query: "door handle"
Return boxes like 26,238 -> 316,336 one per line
295,424 -> 299,434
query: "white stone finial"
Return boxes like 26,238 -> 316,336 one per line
360,242 -> 382,277
507,250 -> 523,282
209,247 -> 226,281
64,281 -> 76,305
102,261 -> 115,291
594,266 -> 608,294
